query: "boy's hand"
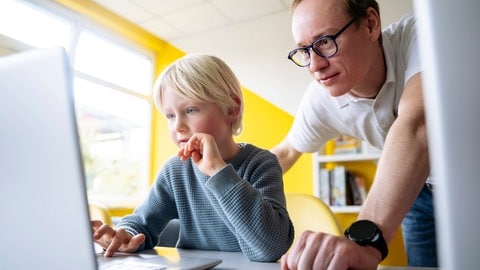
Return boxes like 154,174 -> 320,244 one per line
178,133 -> 226,176
91,220 -> 146,257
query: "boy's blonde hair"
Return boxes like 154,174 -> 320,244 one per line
153,54 -> 244,136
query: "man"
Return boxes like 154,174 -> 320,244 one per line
272,0 -> 437,268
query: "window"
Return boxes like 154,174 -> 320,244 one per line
75,30 -> 152,95
74,78 -> 151,205
0,0 -> 154,207
0,0 -> 71,49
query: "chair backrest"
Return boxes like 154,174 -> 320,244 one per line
88,203 -> 113,226
158,219 -> 180,247
285,193 -> 342,242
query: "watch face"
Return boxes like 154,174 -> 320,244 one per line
349,220 -> 377,240
346,220 -> 388,260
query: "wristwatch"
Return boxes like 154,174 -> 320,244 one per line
344,220 -> 389,261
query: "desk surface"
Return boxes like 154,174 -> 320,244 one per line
154,247 -> 278,270
153,247 -> 438,270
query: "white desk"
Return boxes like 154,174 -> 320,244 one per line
153,247 -> 439,270
153,247 -> 278,269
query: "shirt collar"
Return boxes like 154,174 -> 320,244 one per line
333,94 -> 354,109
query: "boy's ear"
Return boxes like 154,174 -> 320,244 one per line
229,95 -> 242,117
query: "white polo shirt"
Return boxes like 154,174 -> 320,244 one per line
287,12 -> 421,153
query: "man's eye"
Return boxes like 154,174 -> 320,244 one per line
315,38 -> 332,48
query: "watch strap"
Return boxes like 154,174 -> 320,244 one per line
368,229 -> 388,261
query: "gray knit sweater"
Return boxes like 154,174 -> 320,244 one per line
116,143 -> 294,262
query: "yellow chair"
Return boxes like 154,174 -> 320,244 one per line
88,202 -> 113,226
285,193 -> 342,243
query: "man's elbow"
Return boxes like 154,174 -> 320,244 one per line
271,142 -> 301,174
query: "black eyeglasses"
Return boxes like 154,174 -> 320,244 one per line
287,17 -> 358,67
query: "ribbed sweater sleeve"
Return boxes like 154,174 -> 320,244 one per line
116,143 -> 294,262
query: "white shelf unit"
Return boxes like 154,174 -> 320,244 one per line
313,152 -> 381,213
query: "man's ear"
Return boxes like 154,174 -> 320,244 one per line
365,7 -> 381,42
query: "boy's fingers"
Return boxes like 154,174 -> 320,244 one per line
104,233 -> 145,256
105,235 -> 124,256
91,220 -> 103,230
92,224 -> 114,240
128,234 -> 146,250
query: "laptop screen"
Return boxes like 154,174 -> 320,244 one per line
0,48 -> 222,270
415,1 -> 480,268
0,48 -> 97,270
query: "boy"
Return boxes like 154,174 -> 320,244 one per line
92,54 -> 294,262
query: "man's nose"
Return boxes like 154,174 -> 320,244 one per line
309,50 -> 329,72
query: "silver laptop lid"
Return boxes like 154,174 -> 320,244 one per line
415,0 -> 480,269
0,47 -> 97,270
0,47 -> 223,270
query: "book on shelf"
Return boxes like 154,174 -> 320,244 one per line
318,165 -> 367,207
318,168 -> 331,205
354,175 -> 367,204
346,171 -> 363,205
331,166 -> 347,206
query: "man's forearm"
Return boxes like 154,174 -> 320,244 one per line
271,139 -> 302,174
357,117 -> 430,243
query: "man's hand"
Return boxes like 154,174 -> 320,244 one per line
91,220 -> 146,257
281,230 -> 381,270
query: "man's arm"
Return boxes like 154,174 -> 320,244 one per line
271,139 -> 303,173
358,72 -> 430,243
281,73 -> 430,270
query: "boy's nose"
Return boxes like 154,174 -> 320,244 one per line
173,118 -> 186,132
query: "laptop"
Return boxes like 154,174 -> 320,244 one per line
0,47 -> 221,270
414,1 -> 480,269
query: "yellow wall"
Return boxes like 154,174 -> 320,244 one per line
150,78 -> 313,194
55,0 -> 312,193
54,0 -> 405,265
238,89 -> 313,194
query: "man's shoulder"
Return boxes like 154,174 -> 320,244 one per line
382,12 -> 416,35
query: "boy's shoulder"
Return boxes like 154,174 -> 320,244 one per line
238,143 -> 271,156
235,143 -> 279,165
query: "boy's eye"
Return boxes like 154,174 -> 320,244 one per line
186,107 -> 198,114
165,113 -> 175,120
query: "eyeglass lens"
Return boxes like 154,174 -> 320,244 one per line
288,17 -> 357,67
289,36 -> 337,67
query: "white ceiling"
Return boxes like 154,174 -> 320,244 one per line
92,0 -> 413,115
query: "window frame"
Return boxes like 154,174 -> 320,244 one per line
1,0 -> 156,208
